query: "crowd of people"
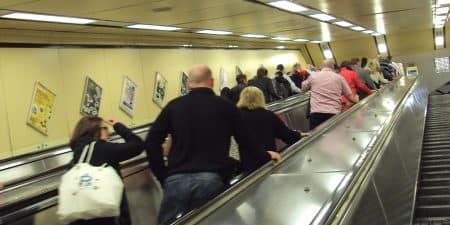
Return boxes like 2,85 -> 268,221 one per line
66,55 -> 403,225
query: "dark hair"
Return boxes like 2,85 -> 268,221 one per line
275,71 -> 283,78
276,64 -> 284,71
340,61 -> 354,70
256,67 -> 268,78
70,116 -> 103,147
236,74 -> 247,84
220,87 -> 231,99
361,57 -> 368,68
350,58 -> 360,65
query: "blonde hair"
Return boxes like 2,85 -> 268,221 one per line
237,87 -> 266,110
367,58 -> 380,73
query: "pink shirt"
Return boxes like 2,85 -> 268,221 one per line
302,68 -> 352,114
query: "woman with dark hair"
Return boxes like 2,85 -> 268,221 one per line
69,116 -> 144,225
220,87 -> 232,101
248,67 -> 281,102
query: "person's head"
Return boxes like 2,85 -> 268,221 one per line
256,66 -> 268,78
367,58 -> 380,72
70,116 -> 110,146
350,58 -> 361,66
340,61 -> 353,70
361,57 -> 368,68
187,64 -> 214,89
237,86 -> 266,110
276,64 -> 284,72
275,71 -> 284,78
220,87 -> 231,98
293,63 -> 301,71
236,74 -> 247,85
387,55 -> 392,62
322,59 -> 335,69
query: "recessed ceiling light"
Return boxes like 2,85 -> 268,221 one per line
276,46 -> 286,49
241,34 -> 267,38
272,36 -> 291,41
310,40 -> 322,43
351,26 -> 365,31
334,21 -> 353,27
293,38 -> 309,42
228,45 -> 239,48
268,0 -> 308,13
363,30 -> 374,34
182,44 -> 192,47
438,0 -> 450,5
196,29 -> 232,35
127,24 -> 181,31
436,7 -> 450,14
309,14 -> 336,21
1,12 -> 95,24
372,33 -> 383,36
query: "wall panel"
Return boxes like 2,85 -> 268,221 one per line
306,44 -> 324,67
0,49 -> 12,159
331,37 -> 378,64
387,30 -> 434,57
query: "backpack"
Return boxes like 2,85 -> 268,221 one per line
57,142 -> 124,224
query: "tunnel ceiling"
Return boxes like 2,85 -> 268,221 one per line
0,0 -> 437,47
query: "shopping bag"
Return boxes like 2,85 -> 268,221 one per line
57,142 -> 124,224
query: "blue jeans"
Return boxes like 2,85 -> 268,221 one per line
158,172 -> 224,225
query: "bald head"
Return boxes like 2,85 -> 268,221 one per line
187,64 -> 214,89
322,59 -> 335,69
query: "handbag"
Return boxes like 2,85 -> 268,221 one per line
57,142 -> 124,224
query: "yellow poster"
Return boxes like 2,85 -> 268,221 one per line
27,82 -> 56,135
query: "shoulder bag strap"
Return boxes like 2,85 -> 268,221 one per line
77,144 -> 90,164
85,141 -> 97,164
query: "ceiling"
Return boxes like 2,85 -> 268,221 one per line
0,0 -> 436,48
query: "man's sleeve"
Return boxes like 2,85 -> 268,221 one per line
301,77 -> 312,91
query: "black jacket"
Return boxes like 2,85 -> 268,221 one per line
229,83 -> 247,104
145,88 -> 271,183
248,76 -> 281,102
70,123 -> 145,225
240,108 -> 300,152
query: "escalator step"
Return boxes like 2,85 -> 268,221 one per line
422,154 -> 450,160
418,195 -> 450,205
422,149 -> 450,154
421,165 -> 450,172
423,145 -> 450,150
414,217 -> 450,225
422,171 -> 450,179
421,178 -> 450,187
421,159 -> 450,166
415,205 -> 450,218
419,186 -> 450,196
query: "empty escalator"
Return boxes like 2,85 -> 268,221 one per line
414,94 -> 450,225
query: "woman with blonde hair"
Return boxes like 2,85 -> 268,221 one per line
366,58 -> 389,88
237,87 -> 308,152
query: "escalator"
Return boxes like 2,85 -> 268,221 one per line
414,94 -> 450,225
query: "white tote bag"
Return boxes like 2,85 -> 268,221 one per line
57,142 -> 124,224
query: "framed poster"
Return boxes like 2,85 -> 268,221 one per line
153,72 -> 168,108
80,77 -> 102,116
180,72 -> 189,96
219,67 -> 229,90
26,82 -> 56,135
119,76 -> 138,117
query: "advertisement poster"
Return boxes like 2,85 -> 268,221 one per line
219,67 -> 229,90
153,72 -> 168,108
119,76 -> 137,117
80,77 -> 102,116
180,72 -> 189,96
26,82 -> 56,135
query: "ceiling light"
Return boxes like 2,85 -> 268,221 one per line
1,12 -> 95,24
310,40 -> 322,43
228,45 -> 239,48
241,34 -> 267,38
196,29 -> 232,35
276,46 -> 286,49
272,36 -> 291,41
182,44 -> 192,47
334,21 -> 353,27
293,38 -> 309,42
351,26 -> 365,31
372,33 -> 383,36
268,0 -> 308,13
438,0 -> 450,5
436,7 -> 450,14
363,30 -> 374,34
309,14 -> 336,21
127,24 -> 181,31
436,35 -> 445,46
378,43 -> 387,53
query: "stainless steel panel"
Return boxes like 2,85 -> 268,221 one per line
197,172 -> 346,225
0,160 -> 47,185
276,132 -> 376,174
347,181 -> 389,225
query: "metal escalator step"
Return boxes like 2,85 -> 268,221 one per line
418,195 -> 450,205
421,165 -> 450,172
422,149 -> 450,154
421,178 -> 450,187
422,171 -> 450,179
422,154 -> 450,160
415,217 -> 450,225
419,186 -> 450,195
415,205 -> 450,218
425,134 -> 450,139
423,145 -> 450,150
421,159 -> 450,166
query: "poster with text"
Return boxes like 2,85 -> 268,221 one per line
26,82 -> 56,135
180,72 -> 189,96
153,72 -> 167,108
80,77 -> 102,116
119,76 -> 137,117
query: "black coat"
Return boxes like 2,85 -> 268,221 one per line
229,83 -> 247,104
240,108 -> 300,152
248,76 -> 281,103
69,123 -> 145,225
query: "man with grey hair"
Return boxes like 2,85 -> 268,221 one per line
302,60 -> 359,129
146,64 -> 281,225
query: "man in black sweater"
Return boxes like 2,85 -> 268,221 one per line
145,65 -> 280,225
